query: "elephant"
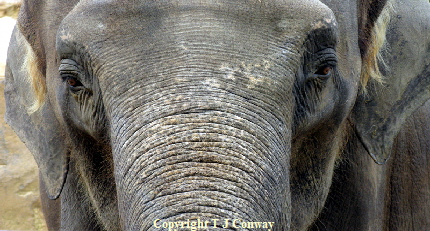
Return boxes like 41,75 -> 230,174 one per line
311,0 -> 430,230
3,0 -> 429,230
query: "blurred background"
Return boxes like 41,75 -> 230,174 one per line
0,0 -> 48,230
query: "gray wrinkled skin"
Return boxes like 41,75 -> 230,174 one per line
312,0 -> 430,230
4,0 -> 430,230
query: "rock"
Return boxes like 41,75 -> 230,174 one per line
0,0 -> 21,18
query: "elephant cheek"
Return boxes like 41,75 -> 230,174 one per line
109,110 -> 291,229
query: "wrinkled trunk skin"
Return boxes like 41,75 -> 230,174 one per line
108,87 -> 292,230
90,5 -> 299,228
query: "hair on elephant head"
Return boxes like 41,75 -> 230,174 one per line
4,0 -> 430,230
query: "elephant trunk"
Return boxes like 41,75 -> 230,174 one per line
108,89 -> 292,229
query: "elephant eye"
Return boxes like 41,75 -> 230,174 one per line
66,77 -> 83,88
311,48 -> 337,79
59,59 -> 86,90
315,66 -> 333,76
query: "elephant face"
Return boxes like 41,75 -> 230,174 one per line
54,0 -> 348,228
5,0 -> 429,230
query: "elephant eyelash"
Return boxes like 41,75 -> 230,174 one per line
59,59 -> 87,90
59,71 -> 84,88
303,48 -> 337,80
315,48 -> 337,64
313,54 -> 337,78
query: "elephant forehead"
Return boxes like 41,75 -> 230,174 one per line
57,0 -> 335,42
56,0 -> 338,105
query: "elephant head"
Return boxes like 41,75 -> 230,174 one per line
4,0 -> 430,230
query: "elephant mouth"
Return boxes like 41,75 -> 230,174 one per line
109,110 -> 291,230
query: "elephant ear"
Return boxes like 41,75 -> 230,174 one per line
352,0 -> 430,164
4,28 -> 68,198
